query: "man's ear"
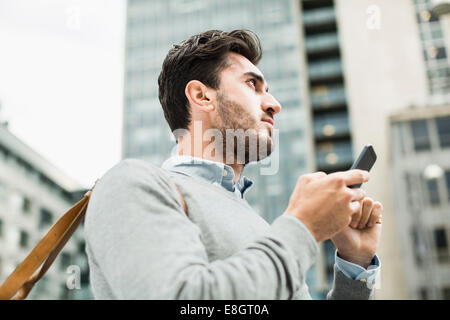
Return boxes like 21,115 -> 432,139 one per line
185,80 -> 215,112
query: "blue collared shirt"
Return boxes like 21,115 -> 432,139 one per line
161,155 -> 380,284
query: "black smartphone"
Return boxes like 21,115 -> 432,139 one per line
348,144 -> 377,188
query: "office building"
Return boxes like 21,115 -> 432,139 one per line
390,105 -> 450,299
0,123 -> 92,299
334,0 -> 450,298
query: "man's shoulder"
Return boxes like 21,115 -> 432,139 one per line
93,158 -> 174,194
104,158 -> 166,180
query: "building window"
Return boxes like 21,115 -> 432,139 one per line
19,230 -> 29,248
436,116 -> 450,148
60,252 -> 72,271
22,197 -> 32,214
442,287 -> 450,300
0,182 -> 7,201
419,288 -> 428,300
411,120 -> 431,151
425,178 -> 440,205
81,269 -> 90,286
445,171 -> 450,202
425,46 -> 447,60
60,283 -> 72,300
39,208 -> 53,230
77,241 -> 86,254
411,227 -> 425,266
324,240 -> 335,284
433,228 -> 449,263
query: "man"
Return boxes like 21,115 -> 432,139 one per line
85,30 -> 382,299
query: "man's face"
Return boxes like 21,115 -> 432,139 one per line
212,52 -> 282,164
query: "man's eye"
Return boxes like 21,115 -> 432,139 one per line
247,79 -> 257,88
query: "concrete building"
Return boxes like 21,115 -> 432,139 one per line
334,0 -> 450,299
0,123 -> 92,299
123,0 -> 449,299
390,105 -> 450,299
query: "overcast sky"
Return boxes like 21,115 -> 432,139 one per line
0,0 -> 126,189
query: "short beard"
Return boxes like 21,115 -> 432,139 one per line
213,92 -> 274,165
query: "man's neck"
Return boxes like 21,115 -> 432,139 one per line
176,136 -> 244,184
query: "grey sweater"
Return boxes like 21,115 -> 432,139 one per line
84,159 -> 373,299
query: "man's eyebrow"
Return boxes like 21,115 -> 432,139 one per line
243,71 -> 269,92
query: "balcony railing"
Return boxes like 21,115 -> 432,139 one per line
316,142 -> 353,169
310,85 -> 346,109
302,6 -> 336,27
305,33 -> 339,54
313,113 -> 350,138
308,59 -> 342,81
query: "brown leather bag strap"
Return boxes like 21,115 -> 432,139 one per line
0,178 -> 187,300
174,184 -> 188,216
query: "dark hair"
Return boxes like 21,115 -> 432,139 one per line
158,29 -> 262,133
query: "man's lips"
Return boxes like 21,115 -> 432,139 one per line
262,118 -> 274,127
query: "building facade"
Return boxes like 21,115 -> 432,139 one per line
334,0 -> 450,299
390,106 -> 450,299
0,124 -> 92,299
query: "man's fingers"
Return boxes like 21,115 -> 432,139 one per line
357,198 -> 374,229
349,201 -> 361,214
333,169 -> 369,187
348,189 -> 365,218
350,201 -> 363,227
367,202 -> 383,227
299,171 -> 327,184
350,188 -> 366,202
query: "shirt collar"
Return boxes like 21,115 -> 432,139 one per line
161,155 -> 254,198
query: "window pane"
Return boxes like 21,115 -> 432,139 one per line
22,197 -> 32,214
0,182 -> 7,201
324,240 -> 335,284
411,120 -> 431,151
436,116 -> 450,148
434,228 -> 449,263
19,230 -> 29,248
411,227 -> 424,266
442,287 -> 450,300
445,171 -> 450,201
434,229 -> 447,249
419,288 -> 428,300
60,252 -> 72,271
39,208 -> 53,229
426,178 -> 440,205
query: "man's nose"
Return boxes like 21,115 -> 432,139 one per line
261,93 -> 282,116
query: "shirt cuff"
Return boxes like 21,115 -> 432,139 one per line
335,250 -> 380,285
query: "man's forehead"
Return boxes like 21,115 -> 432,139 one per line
224,52 -> 263,77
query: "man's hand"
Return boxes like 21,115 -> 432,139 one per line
283,170 -> 369,242
331,198 -> 383,268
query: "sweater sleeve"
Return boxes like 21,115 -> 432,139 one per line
326,265 -> 375,300
84,159 -> 318,300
